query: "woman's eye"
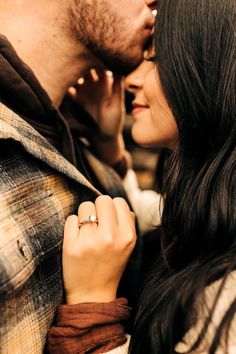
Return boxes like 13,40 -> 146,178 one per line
143,49 -> 156,62
145,55 -> 155,62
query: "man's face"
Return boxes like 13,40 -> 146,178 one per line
69,0 -> 155,75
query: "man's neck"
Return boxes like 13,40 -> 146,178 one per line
0,3 -> 104,108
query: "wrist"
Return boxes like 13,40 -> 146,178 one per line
66,291 -> 117,305
112,150 -> 132,179
93,134 -> 125,166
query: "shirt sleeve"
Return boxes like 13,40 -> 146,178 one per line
47,298 -> 131,354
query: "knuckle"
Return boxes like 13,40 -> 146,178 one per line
64,215 -> 78,236
102,235 -> 114,248
82,244 -> 97,255
65,215 -> 77,223
78,201 -> 95,212
125,231 -> 137,247
113,197 -> 128,206
96,195 -> 112,203
63,243 -> 77,257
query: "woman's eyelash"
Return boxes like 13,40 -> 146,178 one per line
144,55 -> 156,62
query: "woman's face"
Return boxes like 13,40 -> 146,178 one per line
125,48 -> 178,149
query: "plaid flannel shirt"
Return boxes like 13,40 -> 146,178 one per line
0,102 -> 131,353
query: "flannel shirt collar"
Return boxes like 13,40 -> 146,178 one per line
0,102 -> 100,195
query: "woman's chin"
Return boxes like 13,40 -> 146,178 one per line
131,131 -> 157,148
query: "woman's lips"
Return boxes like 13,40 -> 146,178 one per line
131,102 -> 149,117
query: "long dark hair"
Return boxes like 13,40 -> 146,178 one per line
130,0 -> 236,353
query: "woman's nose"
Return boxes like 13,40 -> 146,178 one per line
125,60 -> 152,94
125,71 -> 143,94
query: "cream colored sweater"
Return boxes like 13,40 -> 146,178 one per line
123,169 -> 163,233
106,271 -> 236,354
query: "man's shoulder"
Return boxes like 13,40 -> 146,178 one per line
0,102 -> 55,148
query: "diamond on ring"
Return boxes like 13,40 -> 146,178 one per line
78,214 -> 98,228
89,215 -> 97,222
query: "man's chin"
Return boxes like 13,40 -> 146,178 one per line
104,55 -> 143,76
86,43 -> 144,76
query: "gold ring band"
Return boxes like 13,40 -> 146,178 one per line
78,214 -> 98,228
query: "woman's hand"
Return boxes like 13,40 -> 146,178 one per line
68,69 -> 126,165
63,195 -> 136,305
69,69 -> 125,139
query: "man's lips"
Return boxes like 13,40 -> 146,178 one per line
147,15 -> 155,27
142,23 -> 154,39
150,1 -> 159,11
144,13 -> 156,33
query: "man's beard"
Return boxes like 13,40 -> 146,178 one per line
68,0 -> 143,75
